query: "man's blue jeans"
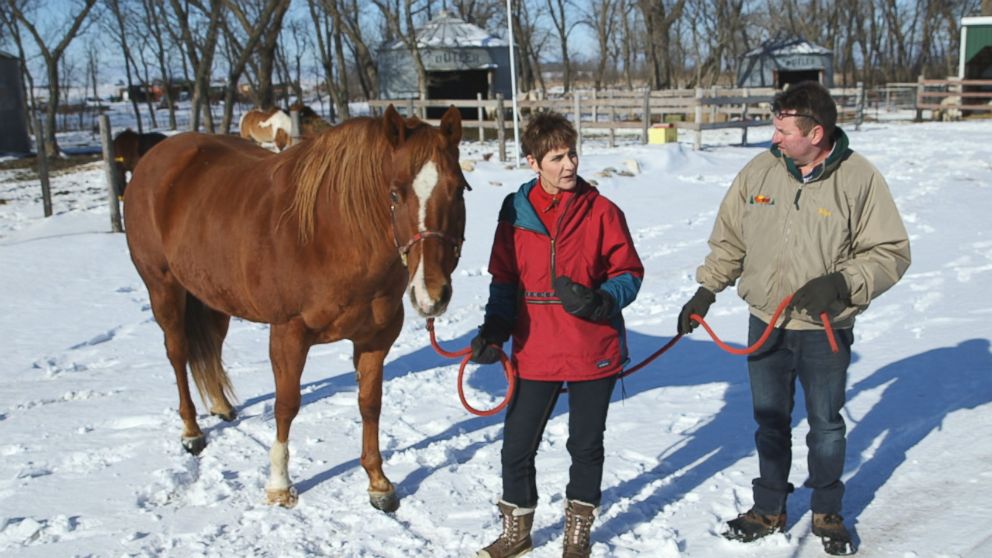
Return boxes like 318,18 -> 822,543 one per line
746,314 -> 854,516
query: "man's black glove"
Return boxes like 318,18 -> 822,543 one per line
553,276 -> 616,322
469,316 -> 512,364
677,286 -> 715,334
790,272 -> 850,317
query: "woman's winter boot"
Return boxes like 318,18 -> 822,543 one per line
477,500 -> 535,558
562,499 -> 596,558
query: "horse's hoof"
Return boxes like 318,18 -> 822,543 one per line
266,487 -> 298,508
369,489 -> 399,513
181,435 -> 206,455
211,408 -> 237,422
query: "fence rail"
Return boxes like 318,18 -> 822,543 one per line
369,84 -> 866,160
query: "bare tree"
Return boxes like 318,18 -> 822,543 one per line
638,0 -> 687,89
107,0 -> 147,133
335,0 -> 380,100
510,0 -> 548,95
143,0 -> 177,130
307,0 -> 349,119
546,0 -> 575,92
581,0 -> 620,90
6,0 -> 97,156
1,4 -> 38,132
374,0 -> 429,101
217,0 -> 289,132
167,0 -> 224,131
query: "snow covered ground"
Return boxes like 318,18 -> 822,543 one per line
1,113 -> 990,557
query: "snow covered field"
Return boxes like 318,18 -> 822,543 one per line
1,116 -> 990,557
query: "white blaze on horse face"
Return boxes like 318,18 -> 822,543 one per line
412,160 -> 439,231
410,161 -> 442,316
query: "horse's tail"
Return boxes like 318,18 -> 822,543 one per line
184,293 -> 237,407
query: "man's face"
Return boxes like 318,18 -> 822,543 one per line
771,112 -> 820,166
528,146 -> 578,194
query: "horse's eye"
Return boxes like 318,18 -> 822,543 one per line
390,190 -> 400,204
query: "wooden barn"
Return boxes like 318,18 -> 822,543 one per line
377,10 -> 513,114
737,35 -> 834,89
0,51 -> 32,154
959,16 -> 992,79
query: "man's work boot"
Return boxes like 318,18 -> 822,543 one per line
812,513 -> 856,555
477,500 -> 534,558
722,508 -> 787,542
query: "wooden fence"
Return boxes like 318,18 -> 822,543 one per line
914,77 -> 992,120
369,84 -> 866,161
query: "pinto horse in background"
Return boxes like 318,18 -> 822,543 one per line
112,129 -> 167,197
123,106 -> 467,511
239,107 -> 293,151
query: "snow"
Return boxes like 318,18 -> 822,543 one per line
1,113 -> 991,557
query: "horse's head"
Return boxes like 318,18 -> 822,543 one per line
383,105 -> 468,318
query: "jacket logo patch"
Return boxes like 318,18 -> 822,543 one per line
596,359 -> 612,369
750,195 -> 775,205
818,207 -> 832,217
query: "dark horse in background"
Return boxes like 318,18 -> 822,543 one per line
112,129 -> 167,197
123,106 -> 468,511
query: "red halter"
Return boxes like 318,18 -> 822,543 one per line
390,204 -> 463,267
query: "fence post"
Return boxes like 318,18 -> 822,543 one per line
592,89 -> 598,122
608,104 -> 616,148
741,87 -> 750,146
34,116 -> 53,218
855,81 -> 864,131
289,109 -> 301,145
574,91 -> 582,157
406,98 -> 415,118
694,88 -> 704,151
98,114 -> 123,233
641,88 -> 650,144
709,85 -> 718,124
914,74 -> 924,123
477,92 -> 484,143
496,93 -> 507,162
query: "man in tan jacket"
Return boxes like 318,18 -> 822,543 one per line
678,81 -> 910,556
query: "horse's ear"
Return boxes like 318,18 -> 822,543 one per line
440,105 -> 462,146
383,104 -> 406,147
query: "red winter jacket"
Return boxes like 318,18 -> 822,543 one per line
484,177 -> 644,382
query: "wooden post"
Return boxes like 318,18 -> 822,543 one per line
592,89 -> 598,122
855,81 -> 865,131
641,88 -> 650,144
741,87 -> 750,146
694,88 -> 704,151
34,116 -> 53,218
915,74 -> 924,123
496,93 -> 507,162
608,104 -> 616,148
477,92 -> 484,143
406,98 -> 415,118
289,109 -> 302,145
98,115 -> 123,233
573,91 -> 582,157
709,85 -> 718,124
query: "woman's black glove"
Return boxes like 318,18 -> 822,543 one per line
553,276 -> 616,322
790,272 -> 850,317
469,316 -> 512,364
677,286 -> 715,334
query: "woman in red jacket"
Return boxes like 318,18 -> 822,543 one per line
474,112 -> 643,558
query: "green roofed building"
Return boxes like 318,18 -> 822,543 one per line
959,17 -> 992,79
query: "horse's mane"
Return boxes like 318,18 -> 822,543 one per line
286,115 -> 442,247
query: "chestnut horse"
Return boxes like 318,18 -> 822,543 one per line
239,107 -> 292,151
112,129 -> 167,196
124,106 -> 467,511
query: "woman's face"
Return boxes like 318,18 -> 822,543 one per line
528,146 -> 579,195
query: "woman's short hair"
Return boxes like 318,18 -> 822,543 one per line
521,111 -> 577,164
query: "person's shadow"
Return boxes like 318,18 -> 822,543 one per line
842,338 -> 992,532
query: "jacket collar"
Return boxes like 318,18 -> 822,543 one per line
771,127 -> 851,183
513,177 -> 595,235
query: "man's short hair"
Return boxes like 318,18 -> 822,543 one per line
521,111 -> 577,164
772,81 -> 837,138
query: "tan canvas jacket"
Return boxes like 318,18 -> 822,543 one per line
697,128 -> 911,330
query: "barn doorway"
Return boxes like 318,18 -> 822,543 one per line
776,70 -> 821,89
427,70 -> 488,119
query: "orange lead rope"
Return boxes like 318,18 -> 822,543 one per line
427,296 -> 837,416
427,319 -> 517,416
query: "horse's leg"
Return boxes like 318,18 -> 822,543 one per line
354,321 -> 402,513
146,279 -> 205,454
265,318 -> 312,507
